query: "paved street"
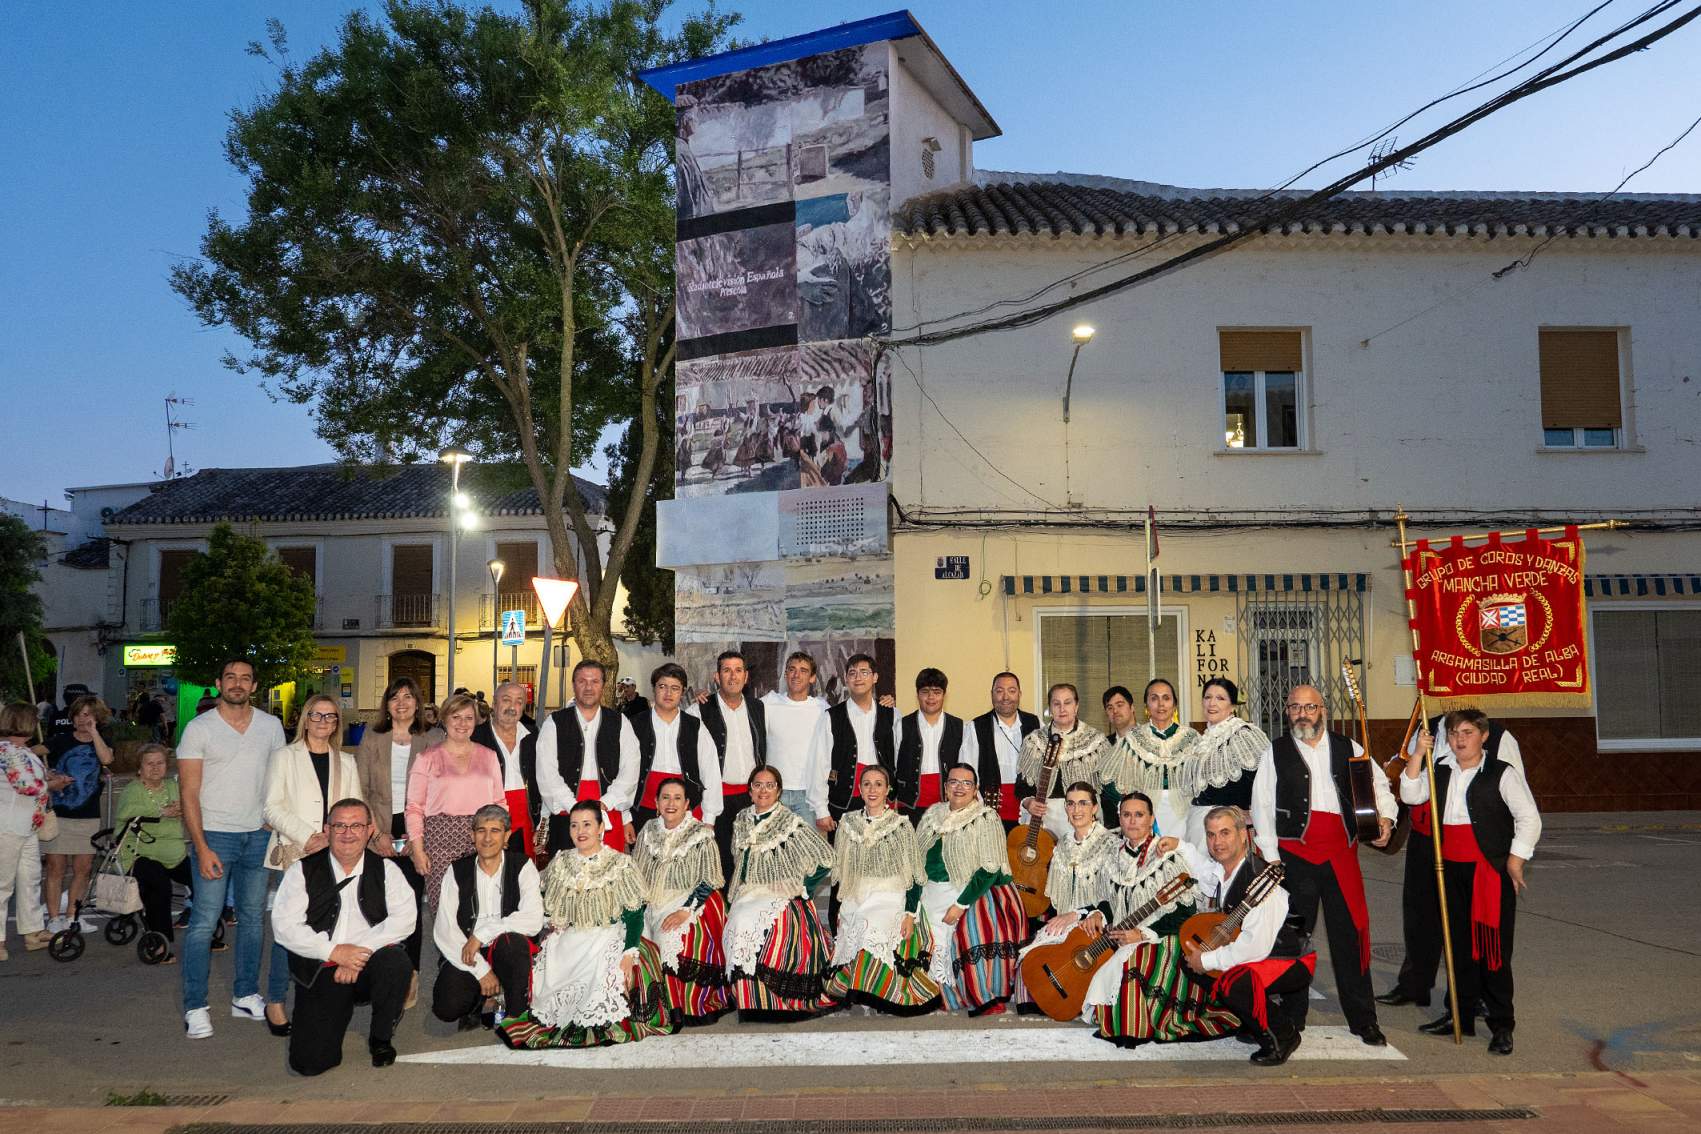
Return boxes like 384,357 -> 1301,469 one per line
2,811 -> 1698,1132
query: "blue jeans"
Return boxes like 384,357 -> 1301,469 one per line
182,829 -> 269,1013
780,788 -> 814,822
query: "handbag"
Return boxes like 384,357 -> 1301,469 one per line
94,866 -> 144,915
37,807 -> 59,843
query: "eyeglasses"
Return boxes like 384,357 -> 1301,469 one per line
327,822 -> 368,834
306,711 -> 340,723
1285,704 -> 1324,714
1064,799 -> 1095,807
945,777 -> 977,787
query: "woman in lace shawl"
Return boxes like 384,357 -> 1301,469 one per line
1097,679 -> 1199,841
724,766 -> 835,1020
499,801 -> 674,1049
1185,678 -> 1268,848
631,778 -> 728,1025
1017,684 -> 1111,844
1082,791 -> 1237,1046
1013,782 -> 1121,1008
823,764 -> 939,1014
919,763 -> 1026,1014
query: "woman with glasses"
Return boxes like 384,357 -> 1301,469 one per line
918,762 -> 1025,1014
823,764 -> 938,1014
1097,679 -> 1199,841
1083,790 -> 1233,1046
261,693 -> 363,1036
1186,678 -> 1267,848
631,776 -> 728,1024
724,765 -> 835,1020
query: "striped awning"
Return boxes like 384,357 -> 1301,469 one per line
1002,573 -> 1369,597
1585,573 -> 1701,597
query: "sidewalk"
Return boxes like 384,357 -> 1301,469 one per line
8,1069 -> 1699,1133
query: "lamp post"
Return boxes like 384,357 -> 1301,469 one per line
1060,323 -> 1096,423
531,576 -> 580,716
439,446 -> 473,697
487,558 -> 505,698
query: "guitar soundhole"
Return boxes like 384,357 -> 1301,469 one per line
1020,848 -> 1036,864
1072,950 -> 1095,972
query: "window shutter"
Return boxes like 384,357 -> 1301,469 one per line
158,549 -> 196,613
495,540 -> 540,583
1539,329 -> 1621,428
1219,330 -> 1302,373
277,546 -> 316,585
391,545 -> 433,595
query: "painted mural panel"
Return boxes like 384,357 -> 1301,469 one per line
796,190 -> 891,342
675,346 -> 801,498
676,221 -> 798,343
675,562 -> 787,643
785,558 -> 894,637
796,340 -> 888,486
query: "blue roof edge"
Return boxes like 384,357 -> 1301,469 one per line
637,10 -> 920,102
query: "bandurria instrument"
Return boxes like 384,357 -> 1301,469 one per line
1338,660 -> 1384,845
1007,732 -> 1063,919
1176,861 -> 1285,978
1021,873 -> 1196,1022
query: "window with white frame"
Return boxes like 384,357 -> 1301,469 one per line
1539,327 -> 1624,449
1594,607 -> 1701,747
1036,607 -> 1187,732
1219,329 -> 1305,449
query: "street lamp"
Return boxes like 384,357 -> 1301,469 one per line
531,575 -> 580,716
1061,323 -> 1096,424
487,558 -> 505,699
439,445 -> 473,696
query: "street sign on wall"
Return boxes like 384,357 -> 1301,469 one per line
500,609 -> 527,645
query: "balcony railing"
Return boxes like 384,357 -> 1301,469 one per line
376,592 -> 442,630
480,591 -> 542,631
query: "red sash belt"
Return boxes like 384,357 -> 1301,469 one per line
851,761 -> 869,801
913,772 -> 942,811
570,777 -> 625,851
638,770 -> 702,819
1279,814 -> 1371,972
996,782 -> 1018,822
1441,823 -> 1504,971
1216,953 -> 1317,1031
503,787 -> 535,860
1409,798 -> 1433,837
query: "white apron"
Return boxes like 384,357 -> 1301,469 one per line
531,922 -> 627,1029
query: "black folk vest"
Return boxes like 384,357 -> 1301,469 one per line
972,710 -> 1039,795
826,701 -> 896,812
697,694 -> 767,778
549,706 -> 624,808
1270,731 -> 1359,844
628,711 -> 708,808
287,848 -> 389,985
894,712 -> 965,808
1220,854 -> 1307,960
1433,758 -> 1518,873
451,848 -> 527,937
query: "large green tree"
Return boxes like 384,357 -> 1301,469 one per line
0,515 -> 55,704
166,524 -> 319,689
172,0 -> 735,682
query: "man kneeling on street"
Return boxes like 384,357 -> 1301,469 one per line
272,798 -> 416,1075
432,804 -> 544,1030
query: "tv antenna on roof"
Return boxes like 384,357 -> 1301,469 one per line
1367,138 -> 1415,192
160,395 -> 196,480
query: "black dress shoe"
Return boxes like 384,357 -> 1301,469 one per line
1419,1013 -> 1475,1037
1375,989 -> 1429,1007
456,1011 -> 483,1032
1251,1027 -> 1301,1066
369,1039 -> 397,1068
267,1018 -> 292,1038
1488,1028 -> 1514,1055
1355,1024 -> 1388,1047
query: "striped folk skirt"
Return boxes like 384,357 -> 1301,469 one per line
925,881 -> 1025,1013
727,895 -> 834,1018
497,936 -> 675,1050
648,890 -> 730,1024
1087,936 -> 1239,1045
823,887 -> 940,1013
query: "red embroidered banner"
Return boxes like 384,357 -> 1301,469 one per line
1405,526 -> 1590,708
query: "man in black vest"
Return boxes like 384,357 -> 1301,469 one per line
629,663 -> 723,834
894,668 -> 977,819
1400,709 -> 1540,1055
1184,805 -> 1316,1066
1249,685 -> 1396,1047
1379,715 -> 1525,1010
430,805 -> 544,1029
825,653 -> 896,821
691,650 -> 766,883
271,799 -> 416,1076
534,660 -> 641,854
972,672 -> 1041,830
470,682 -> 540,858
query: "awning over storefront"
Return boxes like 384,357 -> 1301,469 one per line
1585,573 -> 1701,597
1002,573 -> 1369,596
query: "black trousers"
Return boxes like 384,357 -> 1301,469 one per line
288,944 -> 411,1077
1443,859 -> 1516,1031
1393,828 -> 1441,1002
131,857 -> 193,940
1215,958 -> 1311,1042
713,794 -> 749,885
389,814 -> 426,970
432,933 -> 533,1021
1277,849 -> 1378,1034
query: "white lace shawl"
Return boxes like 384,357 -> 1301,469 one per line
539,848 -> 647,929
832,807 -> 926,905
1097,723 -> 1202,796
1017,724 -> 1110,792
728,804 -> 833,902
916,801 -> 1007,891
1100,842 -> 1195,927
1193,717 -> 1269,793
631,816 -> 722,906
1045,823 -> 1121,912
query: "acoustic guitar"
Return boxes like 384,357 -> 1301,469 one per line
1176,861 -> 1285,978
1338,661 -> 1384,845
1007,732 -> 1062,919
1021,873 -> 1196,1022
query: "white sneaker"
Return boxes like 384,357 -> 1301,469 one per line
185,1008 -> 213,1039
230,994 -> 268,1021
76,915 -> 101,933
47,916 -> 68,934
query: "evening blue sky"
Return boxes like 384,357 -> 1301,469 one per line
3,1 -> 1697,510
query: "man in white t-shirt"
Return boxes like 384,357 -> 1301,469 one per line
176,658 -> 287,1040
758,651 -> 831,833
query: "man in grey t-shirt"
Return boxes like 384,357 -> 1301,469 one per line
177,658 -> 286,1039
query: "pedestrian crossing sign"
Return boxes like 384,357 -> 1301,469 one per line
500,609 -> 527,645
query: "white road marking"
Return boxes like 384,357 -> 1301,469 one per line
399,1026 -> 1405,1068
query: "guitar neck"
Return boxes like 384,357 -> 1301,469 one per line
1025,752 -> 1058,848
1089,890 -> 1175,958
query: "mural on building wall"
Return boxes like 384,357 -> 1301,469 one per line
669,40 -> 897,705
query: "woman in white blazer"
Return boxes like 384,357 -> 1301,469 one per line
261,693 -> 362,1035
